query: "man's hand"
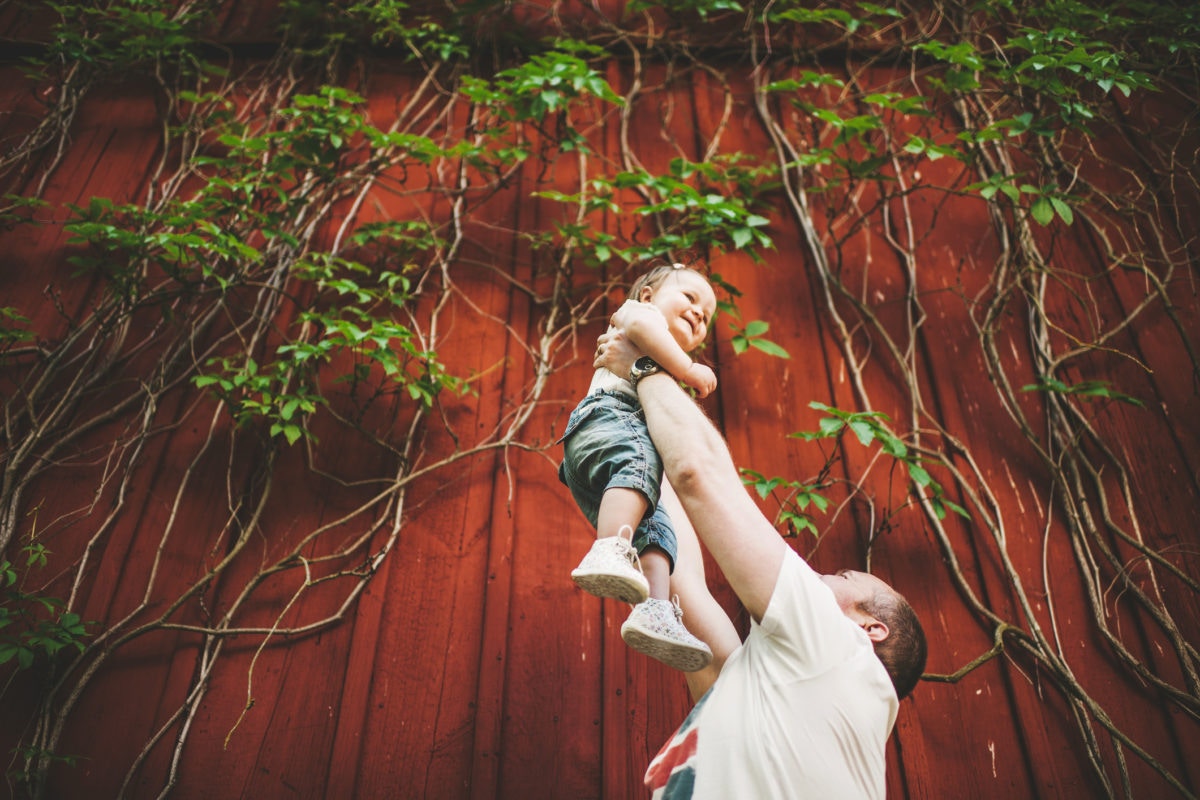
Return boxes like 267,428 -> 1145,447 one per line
594,328 -> 641,377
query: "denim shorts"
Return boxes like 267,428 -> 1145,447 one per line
558,391 -> 678,570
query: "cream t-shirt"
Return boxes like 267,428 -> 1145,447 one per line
645,549 -> 899,799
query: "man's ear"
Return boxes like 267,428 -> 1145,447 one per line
862,619 -> 889,643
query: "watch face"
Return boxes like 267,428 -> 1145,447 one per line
631,356 -> 661,385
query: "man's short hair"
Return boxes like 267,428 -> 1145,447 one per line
861,590 -> 926,699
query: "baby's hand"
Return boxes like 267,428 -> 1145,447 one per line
684,363 -> 717,398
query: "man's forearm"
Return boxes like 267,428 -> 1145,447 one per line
636,373 -> 728,490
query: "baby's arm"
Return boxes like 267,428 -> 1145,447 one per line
610,301 -> 716,398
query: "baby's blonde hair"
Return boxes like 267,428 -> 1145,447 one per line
628,261 -> 710,303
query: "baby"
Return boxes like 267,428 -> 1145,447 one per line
558,262 -> 717,671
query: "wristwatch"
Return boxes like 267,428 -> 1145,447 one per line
629,356 -> 662,388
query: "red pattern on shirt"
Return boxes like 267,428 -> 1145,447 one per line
645,725 -> 699,790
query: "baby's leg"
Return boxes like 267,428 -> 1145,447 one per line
571,487 -> 651,604
595,486 -> 649,541
639,547 -> 671,601
602,487 -> 670,599
617,489 -> 715,673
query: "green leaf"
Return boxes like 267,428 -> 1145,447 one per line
818,417 -> 845,437
1022,378 -> 1143,407
744,320 -> 769,337
908,461 -> 933,488
1030,196 -> 1055,225
930,497 -> 948,520
847,419 -> 875,447
941,498 -> 970,519
878,433 -> 907,459
1050,197 -> 1074,224
750,338 -> 791,358
280,397 -> 300,421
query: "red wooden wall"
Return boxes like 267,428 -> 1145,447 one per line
1,2 -> 1198,799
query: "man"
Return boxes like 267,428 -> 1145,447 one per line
594,320 -> 926,799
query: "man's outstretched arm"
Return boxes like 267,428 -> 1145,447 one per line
596,329 -> 787,622
638,371 -> 786,622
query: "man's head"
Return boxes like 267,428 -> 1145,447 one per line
820,570 -> 927,699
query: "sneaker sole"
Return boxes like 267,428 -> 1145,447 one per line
571,570 -> 649,605
621,626 -> 713,672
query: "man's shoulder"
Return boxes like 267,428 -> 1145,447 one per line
756,549 -> 868,658
767,548 -> 832,612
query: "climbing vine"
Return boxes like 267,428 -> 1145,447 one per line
0,0 -> 1197,798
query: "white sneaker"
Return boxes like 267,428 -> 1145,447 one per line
571,526 -> 650,604
621,596 -> 713,672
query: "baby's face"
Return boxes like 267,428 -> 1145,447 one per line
642,271 -> 717,352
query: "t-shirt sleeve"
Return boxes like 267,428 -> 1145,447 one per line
756,549 -> 867,677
